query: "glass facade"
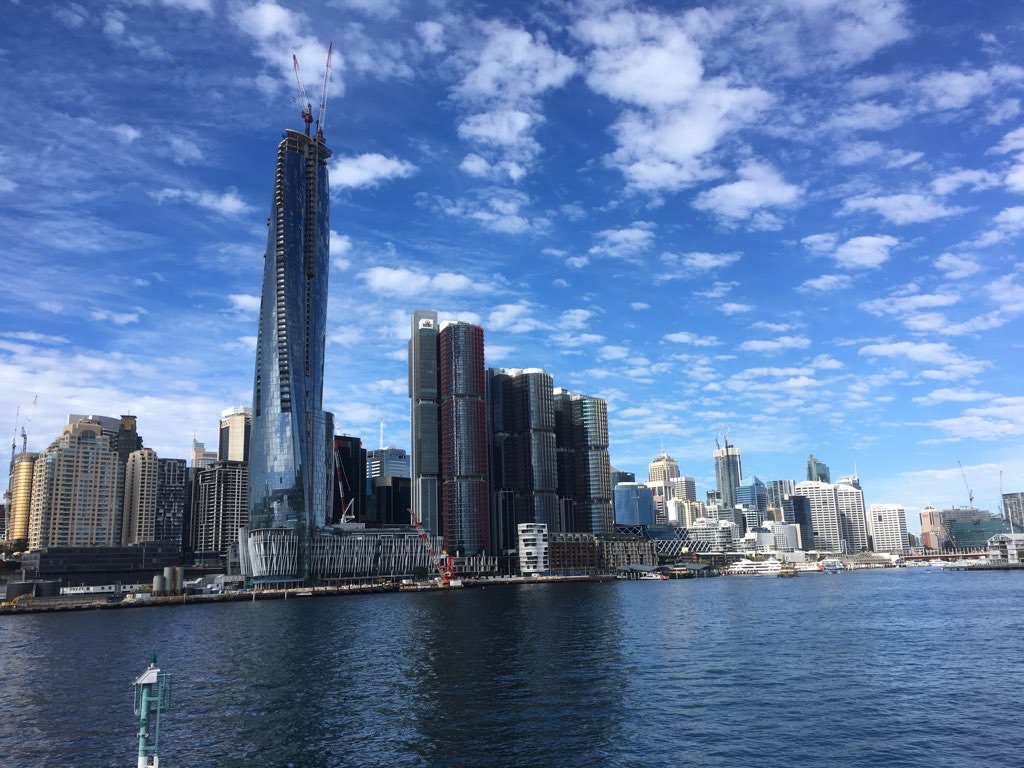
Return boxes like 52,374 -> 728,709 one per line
409,310 -> 440,535
248,129 -> 333,583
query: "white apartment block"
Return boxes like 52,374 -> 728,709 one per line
868,504 -> 908,554
517,522 -> 549,575
123,447 -> 159,544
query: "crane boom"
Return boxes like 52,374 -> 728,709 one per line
315,42 -> 333,140
292,54 -> 313,135
958,461 -> 974,509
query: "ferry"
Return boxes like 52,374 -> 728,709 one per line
727,557 -> 784,575
820,558 -> 845,574
638,572 -> 669,580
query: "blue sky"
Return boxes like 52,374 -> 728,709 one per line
2,0 -> 1023,530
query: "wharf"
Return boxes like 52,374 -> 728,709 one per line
945,563 -> 1024,571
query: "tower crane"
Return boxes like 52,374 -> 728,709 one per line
958,461 -> 974,510
292,54 -> 313,136
333,444 -> 355,524
315,42 -> 333,140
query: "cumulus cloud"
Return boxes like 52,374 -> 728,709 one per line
360,267 -> 478,298
934,253 -> 981,279
331,154 -> 416,189
436,189 -> 543,235
226,294 -> 261,314
719,302 -> 754,315
969,206 -> 1024,248
692,160 -> 801,226
589,221 -> 655,259
663,330 -> 721,347
930,169 -> 1000,196
661,252 -> 741,277
739,335 -> 811,353
488,301 -> 547,332
833,235 -> 899,269
798,275 -> 854,292
858,340 -> 980,379
841,194 -> 967,225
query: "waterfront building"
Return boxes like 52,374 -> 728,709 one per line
196,461 -> 248,557
766,520 -> 801,552
782,494 -> 813,550
807,454 -> 831,483
613,482 -> 656,526
919,506 -> 943,550
767,479 -> 795,520
794,481 -> 840,552
1000,491 -> 1024,532
836,479 -> 869,552
367,446 -> 410,478
714,441 -> 742,512
247,119 -> 334,585
190,439 -> 217,470
5,451 -> 37,544
155,458 -> 187,547
596,535 -> 659,570
439,321 -> 490,556
868,504 -> 908,554
553,388 -> 613,535
218,406 -> 251,462
547,531 -> 599,575
517,522 -> 549,575
487,367 -> 558,554
331,435 -> 366,525
686,517 -> 735,553
68,414 -> 142,543
122,448 -> 159,545
409,309 -> 441,536
28,420 -> 120,550
987,532 -> 1024,564
943,510 -> 1009,549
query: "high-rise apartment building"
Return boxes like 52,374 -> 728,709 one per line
919,506 -> 943,549
28,420 -> 120,549
191,439 -> 218,470
807,454 -> 831,483
648,453 -> 680,482
672,476 -> 697,502
1002,492 -> 1024,531
409,309 -> 440,536
647,453 -> 681,526
836,479 -> 868,551
439,321 -> 489,556
122,447 -> 159,544
155,458 -> 187,546
767,479 -> 795,519
793,480 -> 868,553
868,504 -> 908,553
248,121 -> 334,583
553,388 -> 613,535
196,461 -> 248,556
5,452 -> 37,543
219,406 -> 252,462
714,441 -> 742,512
488,367 -> 558,554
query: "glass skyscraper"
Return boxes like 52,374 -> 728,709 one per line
247,127 -> 333,584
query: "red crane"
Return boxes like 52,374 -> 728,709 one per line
408,508 -> 454,584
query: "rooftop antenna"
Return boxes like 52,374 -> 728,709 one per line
379,417 -> 384,451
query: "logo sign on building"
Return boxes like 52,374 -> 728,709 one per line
419,319 -> 434,329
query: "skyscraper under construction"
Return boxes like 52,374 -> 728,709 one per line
247,97 -> 334,584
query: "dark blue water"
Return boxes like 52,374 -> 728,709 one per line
1,570 -> 1021,767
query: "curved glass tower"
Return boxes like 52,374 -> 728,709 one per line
248,128 -> 332,584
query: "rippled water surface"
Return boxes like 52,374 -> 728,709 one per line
1,569 -> 1022,767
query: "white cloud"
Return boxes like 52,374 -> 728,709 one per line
488,301 -> 547,333
631,302 -> 650,311
226,294 -> 261,314
330,231 -> 353,270
926,396 -> 1024,440
913,388 -> 998,406
91,308 -> 142,325
834,235 -> 899,269
693,161 -> 801,226
801,233 -> 838,255
333,0 -> 401,19
969,206 -> 1024,247
437,190 -> 542,235
919,69 -> 992,110
331,154 -> 416,189
559,309 -> 592,330
811,354 -> 844,370
739,335 -> 811,353
719,302 -> 754,315
798,275 -> 854,292
930,169 -> 1000,196
416,21 -> 445,54
992,126 -> 1024,155
661,251 -> 741,274
860,290 -> 960,317
841,194 -> 967,225
589,221 -> 655,259
935,253 -> 981,279
151,187 -> 255,216
663,331 -> 721,347
360,267 -> 477,298
598,345 -> 631,361
829,101 -> 907,132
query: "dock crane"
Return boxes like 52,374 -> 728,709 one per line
292,43 -> 333,138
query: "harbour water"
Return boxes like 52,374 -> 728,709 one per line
1,569 -> 1021,767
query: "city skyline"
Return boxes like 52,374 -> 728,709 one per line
2,1 -> 1024,528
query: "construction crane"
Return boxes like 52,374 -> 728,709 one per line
408,507 -> 454,585
958,461 -> 974,510
292,54 -> 314,135
315,42 -> 333,141
333,444 -> 355,524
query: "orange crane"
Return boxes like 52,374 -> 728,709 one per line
408,507 -> 454,584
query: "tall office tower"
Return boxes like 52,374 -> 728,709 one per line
219,406 -> 252,462
767,479 -> 795,519
782,494 -> 813,549
613,482 -> 656,525
5,452 -> 38,544
794,481 -> 840,552
409,309 -> 440,535
367,447 -> 410,478
647,453 -> 681,525
807,454 -> 831,483
196,461 -> 248,556
714,441 -> 742,512
868,504 -> 908,553
488,367 -> 558,554
836,478 -> 868,552
439,321 -> 490,556
671,476 -> 697,502
122,448 -> 159,544
191,439 -> 218,470
28,420 -> 120,550
155,458 -> 187,546
248,121 -> 333,584
919,506 -> 943,549
1003,492 -> 1024,531
331,435 -> 366,524
610,466 -> 635,487
553,388 -> 613,535
736,476 -> 768,518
